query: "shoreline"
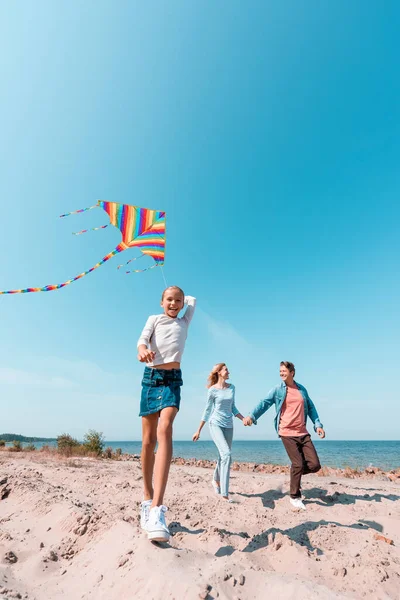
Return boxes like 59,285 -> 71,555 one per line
3,439 -> 400,471
2,448 -> 400,481
128,453 -> 400,482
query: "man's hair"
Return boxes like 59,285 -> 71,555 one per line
280,361 -> 295,375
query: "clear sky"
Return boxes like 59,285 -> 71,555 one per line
0,1 -> 399,441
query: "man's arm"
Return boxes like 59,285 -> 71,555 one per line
304,388 -> 325,436
244,387 -> 277,425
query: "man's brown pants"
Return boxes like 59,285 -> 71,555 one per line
281,434 -> 321,498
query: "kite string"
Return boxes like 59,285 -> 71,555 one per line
121,224 -> 168,286
147,226 -> 168,287
160,265 -> 168,288
153,227 -> 168,287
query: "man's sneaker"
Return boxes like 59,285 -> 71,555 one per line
140,499 -> 152,530
290,498 -> 306,511
145,505 -> 170,542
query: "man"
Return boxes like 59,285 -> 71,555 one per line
244,361 -> 325,510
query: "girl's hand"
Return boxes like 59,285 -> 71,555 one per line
192,431 -> 200,442
137,348 -> 156,363
316,427 -> 325,439
243,417 -> 253,426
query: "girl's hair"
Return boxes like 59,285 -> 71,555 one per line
161,285 -> 185,301
207,363 -> 226,388
280,361 -> 295,375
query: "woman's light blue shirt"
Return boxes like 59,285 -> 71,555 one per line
201,384 -> 239,428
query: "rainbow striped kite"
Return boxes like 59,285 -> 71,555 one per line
0,200 -> 166,294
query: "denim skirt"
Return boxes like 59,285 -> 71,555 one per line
139,366 -> 183,417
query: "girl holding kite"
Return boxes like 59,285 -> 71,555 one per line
243,361 -> 325,510
192,363 -> 244,502
137,286 -> 196,542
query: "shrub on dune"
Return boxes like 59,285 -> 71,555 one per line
8,440 -> 23,452
83,430 -> 105,457
57,433 -> 81,456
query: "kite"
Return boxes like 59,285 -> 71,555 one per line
0,200 -> 166,294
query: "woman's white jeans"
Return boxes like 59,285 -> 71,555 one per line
209,424 -> 233,497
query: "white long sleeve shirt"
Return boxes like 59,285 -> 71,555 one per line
137,296 -> 196,366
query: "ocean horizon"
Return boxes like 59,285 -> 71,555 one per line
28,439 -> 400,471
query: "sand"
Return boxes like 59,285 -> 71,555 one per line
0,452 -> 399,600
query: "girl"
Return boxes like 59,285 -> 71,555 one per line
137,286 -> 196,542
244,361 -> 325,510
192,363 -> 244,501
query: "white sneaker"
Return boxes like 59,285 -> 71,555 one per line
145,505 -> 170,542
290,498 -> 306,511
140,499 -> 152,530
212,480 -> 221,495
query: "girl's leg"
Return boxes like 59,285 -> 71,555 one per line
141,414 -> 159,501
152,406 -> 178,508
210,425 -> 232,498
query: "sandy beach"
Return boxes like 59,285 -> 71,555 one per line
0,452 -> 399,600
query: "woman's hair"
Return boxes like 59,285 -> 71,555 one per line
280,361 -> 295,375
207,363 -> 226,388
161,285 -> 185,301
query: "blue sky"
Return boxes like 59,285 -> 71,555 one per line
0,1 -> 399,441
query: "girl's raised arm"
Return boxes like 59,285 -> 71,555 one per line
182,296 -> 196,324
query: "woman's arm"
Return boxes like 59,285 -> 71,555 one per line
193,389 -> 214,441
232,387 -> 244,421
192,420 -> 206,441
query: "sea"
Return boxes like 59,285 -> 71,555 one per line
26,440 -> 400,471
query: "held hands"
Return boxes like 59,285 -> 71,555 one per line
192,431 -> 200,442
137,348 -> 156,363
243,416 -> 253,427
316,427 -> 326,439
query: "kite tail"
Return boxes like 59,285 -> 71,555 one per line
125,264 -> 159,274
59,204 -> 99,218
117,254 -> 145,269
73,224 -> 110,235
0,243 -> 127,294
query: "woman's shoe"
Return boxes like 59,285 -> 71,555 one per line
212,480 -> 221,495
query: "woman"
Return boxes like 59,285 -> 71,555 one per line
244,361 -> 325,511
192,363 -> 244,501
